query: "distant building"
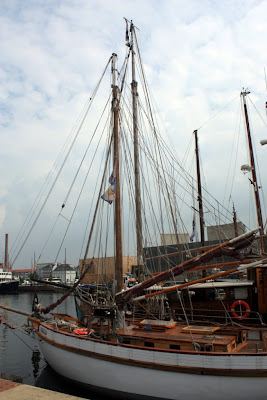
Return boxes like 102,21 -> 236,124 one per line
79,256 -> 137,284
160,233 -> 189,245
54,263 -> 77,284
36,262 -> 77,283
12,269 -> 32,280
144,221 -> 253,280
161,223 -> 246,246
37,263 -> 54,280
207,222 -> 246,242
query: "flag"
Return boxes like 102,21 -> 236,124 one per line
101,179 -> 116,204
190,215 -> 195,242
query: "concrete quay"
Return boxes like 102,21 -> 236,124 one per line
18,285 -> 64,292
0,379 -> 87,400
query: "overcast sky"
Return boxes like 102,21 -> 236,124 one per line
1,0 -> 267,269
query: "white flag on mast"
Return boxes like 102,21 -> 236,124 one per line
101,172 -> 116,204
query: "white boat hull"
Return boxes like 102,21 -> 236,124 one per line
33,322 -> 267,400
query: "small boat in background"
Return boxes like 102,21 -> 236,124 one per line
0,267 -> 19,294
0,234 -> 19,294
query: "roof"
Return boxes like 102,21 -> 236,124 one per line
12,268 -> 32,273
36,263 -> 75,271
53,264 -> 75,271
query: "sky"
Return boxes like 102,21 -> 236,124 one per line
1,0 -> 267,269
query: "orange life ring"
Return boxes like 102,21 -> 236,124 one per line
73,328 -> 95,336
230,300 -> 250,319
73,328 -> 88,335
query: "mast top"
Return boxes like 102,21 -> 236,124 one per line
241,89 -> 250,96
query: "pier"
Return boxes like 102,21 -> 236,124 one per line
0,379 -> 87,399
18,285 -> 65,292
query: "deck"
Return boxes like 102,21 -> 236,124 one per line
118,319 -> 267,353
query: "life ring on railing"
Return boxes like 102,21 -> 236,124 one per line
230,300 -> 250,319
73,328 -> 88,335
73,328 -> 95,336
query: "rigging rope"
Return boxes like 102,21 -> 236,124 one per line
54,97 -> 112,262
11,56 -> 112,267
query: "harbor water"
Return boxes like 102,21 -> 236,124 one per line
0,292 -> 110,399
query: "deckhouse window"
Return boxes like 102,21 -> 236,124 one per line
144,342 -> 154,347
170,344 -> 180,350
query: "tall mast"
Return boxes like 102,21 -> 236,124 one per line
241,90 -> 265,254
130,22 -> 144,281
193,131 -> 205,244
112,53 -> 123,293
194,130 -> 206,277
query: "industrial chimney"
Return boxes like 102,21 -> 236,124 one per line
4,233 -> 9,271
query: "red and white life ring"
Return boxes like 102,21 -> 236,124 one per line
230,300 -> 250,319
73,328 -> 88,335
73,328 -> 95,336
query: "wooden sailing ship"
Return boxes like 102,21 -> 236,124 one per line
2,20 -> 267,399
71,83 -> 267,326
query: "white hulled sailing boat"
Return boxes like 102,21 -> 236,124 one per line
2,21 -> 267,400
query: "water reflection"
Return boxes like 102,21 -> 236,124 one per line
31,349 -> 41,379
0,293 -> 111,399
0,292 -> 75,385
